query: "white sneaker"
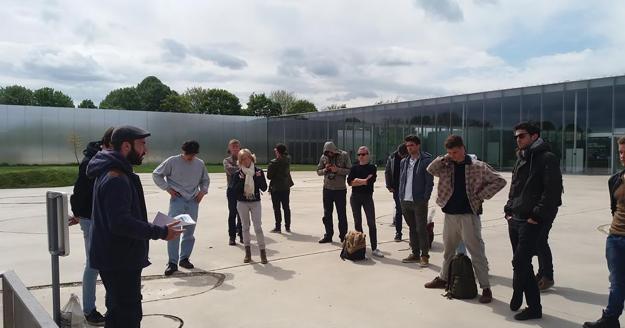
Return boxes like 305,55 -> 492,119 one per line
372,249 -> 384,258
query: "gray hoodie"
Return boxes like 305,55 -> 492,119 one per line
316,141 -> 352,190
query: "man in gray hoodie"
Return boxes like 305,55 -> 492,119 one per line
317,141 -> 352,243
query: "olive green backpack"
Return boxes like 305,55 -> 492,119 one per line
444,253 -> 478,299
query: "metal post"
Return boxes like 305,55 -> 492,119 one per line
51,253 -> 60,325
46,191 -> 69,326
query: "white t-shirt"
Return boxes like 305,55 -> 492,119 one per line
403,157 -> 418,201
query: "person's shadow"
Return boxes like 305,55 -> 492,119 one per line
252,262 -> 296,281
489,274 -> 608,307
483,297 -> 586,328
283,231 -> 321,243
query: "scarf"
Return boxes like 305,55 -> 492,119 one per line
241,164 -> 256,199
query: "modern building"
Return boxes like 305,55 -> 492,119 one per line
268,74 -> 625,175
3,75 -> 625,174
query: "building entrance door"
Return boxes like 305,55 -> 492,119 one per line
586,134 -> 612,175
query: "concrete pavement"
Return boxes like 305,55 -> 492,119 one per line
0,171 -> 614,327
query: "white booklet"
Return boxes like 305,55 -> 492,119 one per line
153,211 -> 196,227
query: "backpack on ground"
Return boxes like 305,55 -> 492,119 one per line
444,253 -> 478,299
340,231 -> 367,261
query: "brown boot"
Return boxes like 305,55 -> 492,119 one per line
244,246 -> 252,263
424,277 -> 447,289
260,249 -> 268,264
479,288 -> 493,303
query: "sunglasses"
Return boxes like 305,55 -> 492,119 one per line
514,133 -> 528,139
357,153 -> 369,156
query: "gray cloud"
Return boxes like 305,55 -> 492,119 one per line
16,48 -> 118,83
190,47 -> 248,70
277,48 -> 340,78
414,0 -> 463,22
41,9 -> 60,23
377,58 -> 413,67
161,38 -> 188,62
474,0 -> 497,4
328,90 -> 378,102
158,39 -> 247,69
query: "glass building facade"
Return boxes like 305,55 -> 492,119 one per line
268,75 -> 625,174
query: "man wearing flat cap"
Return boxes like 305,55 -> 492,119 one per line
87,125 -> 183,327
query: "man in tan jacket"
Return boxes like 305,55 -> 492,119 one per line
424,135 -> 506,304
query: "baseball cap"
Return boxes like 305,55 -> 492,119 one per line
111,125 -> 151,147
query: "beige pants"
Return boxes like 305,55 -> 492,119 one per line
237,201 -> 265,249
438,213 -> 490,289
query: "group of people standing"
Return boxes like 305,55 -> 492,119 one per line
313,123 -> 563,322
67,121 -> 625,327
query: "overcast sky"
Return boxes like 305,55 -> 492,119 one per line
1,0 -> 624,109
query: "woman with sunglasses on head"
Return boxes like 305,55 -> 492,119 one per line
347,146 -> 383,257
232,148 -> 269,264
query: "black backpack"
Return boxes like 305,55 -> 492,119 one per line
340,231 -> 367,261
444,253 -> 478,299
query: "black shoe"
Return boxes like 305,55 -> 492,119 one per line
229,237 -> 236,246
164,263 -> 178,276
510,290 -> 523,311
514,307 -> 542,321
285,227 -> 291,233
318,236 -> 332,243
239,234 -> 244,243
270,227 -> 281,233
583,314 -> 621,328
85,309 -> 105,326
179,258 -> 194,269
339,236 -> 345,243
394,233 -> 402,242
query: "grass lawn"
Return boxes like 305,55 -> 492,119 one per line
0,164 -> 319,189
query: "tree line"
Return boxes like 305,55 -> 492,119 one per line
0,76 -> 318,116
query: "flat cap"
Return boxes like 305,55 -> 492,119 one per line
111,125 -> 151,146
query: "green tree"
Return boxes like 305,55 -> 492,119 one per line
246,93 -> 282,117
99,87 -> 142,110
159,92 -> 193,113
288,99 -> 317,114
269,90 -> 297,115
32,87 -> 74,107
325,103 -> 347,110
136,76 -> 173,111
183,87 -> 241,115
78,99 -> 97,108
0,85 -> 34,105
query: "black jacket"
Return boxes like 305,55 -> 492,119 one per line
86,150 -> 167,271
267,156 -> 294,192
609,169 -> 625,216
232,166 -> 268,202
384,150 -> 403,190
504,139 -> 563,222
70,141 -> 101,218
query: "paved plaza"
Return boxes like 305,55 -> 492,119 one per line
0,171 -> 615,327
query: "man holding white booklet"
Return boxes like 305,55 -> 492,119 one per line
153,140 -> 210,276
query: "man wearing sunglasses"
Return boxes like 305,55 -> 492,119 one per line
504,122 -> 562,320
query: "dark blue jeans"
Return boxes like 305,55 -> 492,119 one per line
226,187 -> 242,238
322,188 -> 348,240
605,234 -> 625,318
508,219 -> 541,310
392,191 -> 403,235
536,218 -> 554,281
100,269 -> 143,327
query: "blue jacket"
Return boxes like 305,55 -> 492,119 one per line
398,151 -> 434,202
87,150 -> 167,271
